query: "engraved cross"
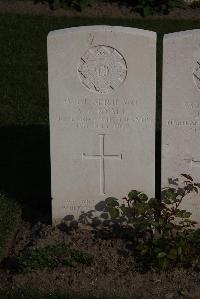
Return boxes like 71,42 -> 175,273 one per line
82,134 -> 122,195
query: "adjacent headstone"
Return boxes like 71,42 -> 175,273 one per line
48,26 -> 156,224
162,30 -> 200,223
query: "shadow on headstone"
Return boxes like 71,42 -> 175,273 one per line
0,125 -> 51,224
58,197 -> 136,241
58,177 -> 188,240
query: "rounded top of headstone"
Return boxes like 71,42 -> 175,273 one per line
164,29 -> 200,41
47,26 -> 156,40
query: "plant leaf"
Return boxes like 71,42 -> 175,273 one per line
128,190 -> 140,199
157,252 -> 167,259
108,207 -> 119,219
181,174 -> 193,181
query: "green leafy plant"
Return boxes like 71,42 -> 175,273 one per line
48,0 -> 96,11
108,174 -> 200,270
12,244 -> 93,273
135,0 -> 185,16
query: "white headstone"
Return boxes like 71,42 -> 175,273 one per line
48,26 -> 156,224
162,30 -> 200,223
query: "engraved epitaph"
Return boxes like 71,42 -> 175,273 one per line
162,30 -> 200,224
48,26 -> 156,224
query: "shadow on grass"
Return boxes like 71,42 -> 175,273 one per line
0,125 -> 51,224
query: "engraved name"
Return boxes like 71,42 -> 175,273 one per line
57,96 -> 151,130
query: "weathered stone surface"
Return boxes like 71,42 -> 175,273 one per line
48,26 -> 156,224
162,30 -> 200,223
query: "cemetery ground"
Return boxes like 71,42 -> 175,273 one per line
1,0 -> 200,19
1,14 -> 200,299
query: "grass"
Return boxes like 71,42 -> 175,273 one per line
0,13 -> 199,299
0,193 -> 21,260
10,244 -> 93,272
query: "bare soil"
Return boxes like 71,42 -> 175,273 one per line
0,221 -> 200,298
1,0 -> 200,19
